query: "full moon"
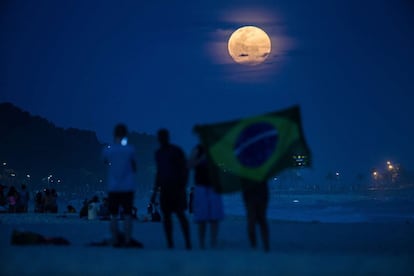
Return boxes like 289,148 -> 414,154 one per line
228,26 -> 271,65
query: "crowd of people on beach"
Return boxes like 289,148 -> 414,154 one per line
34,188 -> 59,213
1,123 -> 270,252
79,195 -> 108,220
0,183 -> 30,213
0,184 -> 59,214
75,194 -> 161,222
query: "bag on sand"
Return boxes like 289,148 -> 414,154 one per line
152,210 -> 161,222
88,232 -> 143,248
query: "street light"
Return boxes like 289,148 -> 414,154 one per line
47,174 -> 53,187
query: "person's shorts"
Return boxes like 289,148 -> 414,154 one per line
193,185 -> 224,223
108,191 -> 134,216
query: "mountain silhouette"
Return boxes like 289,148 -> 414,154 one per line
0,102 -> 158,198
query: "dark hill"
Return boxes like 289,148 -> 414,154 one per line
0,102 -> 158,199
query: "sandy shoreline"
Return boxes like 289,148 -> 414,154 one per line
1,247 -> 413,275
1,213 -> 414,275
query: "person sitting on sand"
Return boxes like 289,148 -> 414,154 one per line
102,123 -> 138,247
98,197 -> 110,220
146,202 -> 161,222
79,196 -> 99,218
79,199 -> 89,218
88,196 -> 100,220
66,205 -> 76,213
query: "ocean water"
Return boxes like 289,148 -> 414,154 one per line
222,190 -> 414,223
50,189 -> 414,224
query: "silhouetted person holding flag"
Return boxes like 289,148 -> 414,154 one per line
193,106 -> 312,253
151,128 -> 191,249
103,123 -> 138,247
188,144 -> 224,249
242,179 -> 270,252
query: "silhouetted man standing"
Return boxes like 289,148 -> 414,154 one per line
151,128 -> 191,249
242,179 -> 270,252
103,123 -> 137,247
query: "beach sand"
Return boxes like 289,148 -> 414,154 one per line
1,213 -> 414,275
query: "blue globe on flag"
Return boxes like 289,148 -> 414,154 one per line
234,122 -> 278,168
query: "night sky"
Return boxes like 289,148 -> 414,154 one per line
1,0 -> 414,183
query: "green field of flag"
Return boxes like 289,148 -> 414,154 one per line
193,105 -> 311,193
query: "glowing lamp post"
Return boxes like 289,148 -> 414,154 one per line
386,161 -> 399,184
47,175 -> 53,187
26,174 -> 31,187
372,170 -> 379,188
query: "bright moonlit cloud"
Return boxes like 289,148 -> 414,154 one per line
221,7 -> 281,25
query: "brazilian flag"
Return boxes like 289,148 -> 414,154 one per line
193,105 -> 311,193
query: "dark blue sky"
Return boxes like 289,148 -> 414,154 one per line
1,0 -> 414,183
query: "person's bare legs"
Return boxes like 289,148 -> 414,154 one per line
124,214 -> 132,245
198,222 -> 207,249
110,215 -> 119,246
246,202 -> 257,249
257,214 -> 269,251
176,211 -> 191,250
257,201 -> 269,252
163,210 -> 174,248
210,220 -> 219,248
259,219 -> 269,252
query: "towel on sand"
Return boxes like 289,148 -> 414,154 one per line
11,229 -> 70,245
